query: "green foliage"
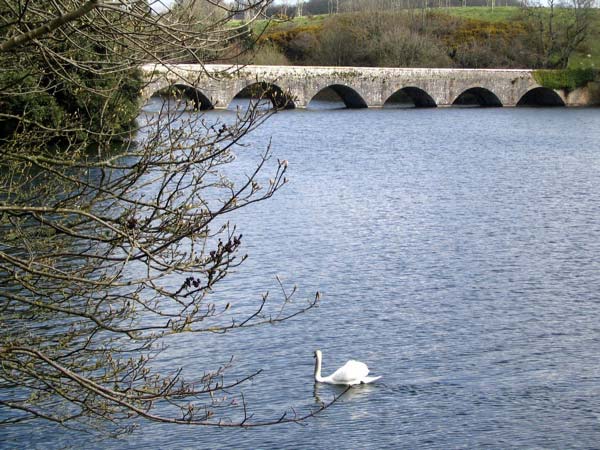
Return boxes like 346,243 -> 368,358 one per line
533,67 -> 599,90
0,70 -> 64,136
0,22 -> 143,142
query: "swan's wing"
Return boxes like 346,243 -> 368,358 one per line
329,360 -> 369,384
359,375 -> 382,384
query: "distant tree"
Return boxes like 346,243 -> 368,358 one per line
0,0 -> 341,436
522,0 -> 595,68
304,0 -> 333,15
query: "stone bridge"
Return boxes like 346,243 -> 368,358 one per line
141,64 -> 596,109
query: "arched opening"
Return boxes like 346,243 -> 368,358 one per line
147,84 -> 213,111
517,87 -> 565,107
383,87 -> 437,108
229,82 -> 294,110
307,85 -> 368,109
453,87 -> 502,107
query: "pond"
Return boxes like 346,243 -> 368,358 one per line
4,102 -> 600,449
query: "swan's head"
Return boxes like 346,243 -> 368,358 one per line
314,349 -> 322,359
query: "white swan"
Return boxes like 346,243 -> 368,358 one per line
313,349 -> 381,385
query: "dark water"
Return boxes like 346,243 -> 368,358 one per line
4,104 -> 600,449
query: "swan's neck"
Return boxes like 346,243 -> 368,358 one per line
314,353 -> 325,383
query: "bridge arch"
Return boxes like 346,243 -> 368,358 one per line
229,82 -> 294,110
148,83 -> 214,111
452,87 -> 503,107
384,87 -> 437,108
517,87 -> 565,107
307,85 -> 368,109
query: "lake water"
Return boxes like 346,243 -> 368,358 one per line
3,103 -> 600,448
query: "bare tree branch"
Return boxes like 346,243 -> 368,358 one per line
0,0 -> 340,436
0,0 -> 99,52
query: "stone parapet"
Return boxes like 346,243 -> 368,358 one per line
140,64 -> 597,109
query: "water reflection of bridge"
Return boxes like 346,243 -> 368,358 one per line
142,64 -> 593,110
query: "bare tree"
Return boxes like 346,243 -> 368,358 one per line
522,0 -> 595,68
0,0 -> 343,435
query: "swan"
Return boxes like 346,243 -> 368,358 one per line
313,349 -> 381,385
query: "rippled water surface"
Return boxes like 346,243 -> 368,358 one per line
4,104 -> 600,449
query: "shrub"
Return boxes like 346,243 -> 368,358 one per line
248,42 -> 291,65
258,25 -> 322,62
533,68 -> 599,90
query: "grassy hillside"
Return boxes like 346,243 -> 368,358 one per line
567,9 -> 600,68
231,7 -> 600,69
446,6 -> 600,68
444,6 -> 525,22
